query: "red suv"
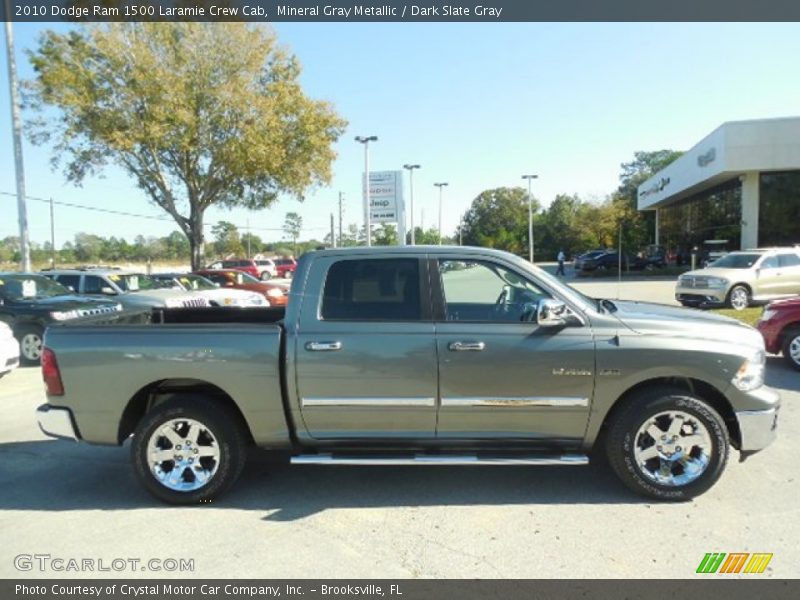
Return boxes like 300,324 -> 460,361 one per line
757,297 -> 800,370
273,258 -> 297,279
206,259 -> 260,279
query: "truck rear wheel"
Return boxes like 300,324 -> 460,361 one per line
605,387 -> 729,501
131,396 -> 247,504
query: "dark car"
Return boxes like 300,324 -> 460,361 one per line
757,297 -> 800,370
573,249 -> 607,271
0,273 -> 122,365
205,259 -> 261,279
273,258 -> 297,279
579,251 -> 632,272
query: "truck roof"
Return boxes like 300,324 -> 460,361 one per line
304,245 -> 522,259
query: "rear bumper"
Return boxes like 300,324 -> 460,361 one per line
36,404 -> 79,441
0,335 -> 20,374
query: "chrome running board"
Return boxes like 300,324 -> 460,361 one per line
291,454 -> 589,466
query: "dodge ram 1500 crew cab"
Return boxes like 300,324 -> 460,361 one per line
36,246 -> 780,504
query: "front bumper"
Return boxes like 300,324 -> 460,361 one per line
0,335 -> 20,374
733,385 -> 780,452
675,285 -> 727,307
36,404 -> 79,441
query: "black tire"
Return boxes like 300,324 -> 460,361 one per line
260,272 -> 272,281
781,327 -> 800,371
726,285 -> 751,311
131,396 -> 248,504
605,387 -> 729,501
16,324 -> 44,366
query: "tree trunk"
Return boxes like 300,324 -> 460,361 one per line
189,211 -> 205,271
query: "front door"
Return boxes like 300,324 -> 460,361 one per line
434,258 -> 595,443
294,255 -> 438,440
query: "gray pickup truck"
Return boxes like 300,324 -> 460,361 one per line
36,246 -> 780,504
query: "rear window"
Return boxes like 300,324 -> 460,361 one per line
321,259 -> 421,321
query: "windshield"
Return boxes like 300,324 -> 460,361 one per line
176,275 -> 216,290
233,271 -> 260,284
708,253 -> 761,269
0,274 -> 71,300
107,273 -> 162,292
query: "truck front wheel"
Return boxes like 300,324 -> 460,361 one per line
131,396 -> 247,504
605,387 -> 729,500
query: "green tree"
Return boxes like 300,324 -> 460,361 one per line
373,224 -> 398,246
211,220 -> 243,258
283,212 -> 302,254
461,187 -> 536,256
27,23 -> 347,269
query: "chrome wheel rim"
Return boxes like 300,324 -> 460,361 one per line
20,333 -> 42,361
147,418 -> 220,491
633,410 -> 712,487
730,288 -> 748,310
789,336 -> 800,365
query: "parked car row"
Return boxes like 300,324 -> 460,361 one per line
206,257 -> 297,280
573,249 -> 666,273
0,265 -> 293,368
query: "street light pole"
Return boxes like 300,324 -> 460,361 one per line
521,174 -> 538,263
434,182 -> 448,245
338,191 -> 343,247
355,135 -> 378,246
403,164 -> 420,245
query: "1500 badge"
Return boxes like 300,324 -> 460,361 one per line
552,368 -> 592,377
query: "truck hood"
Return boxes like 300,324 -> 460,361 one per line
609,300 -> 763,349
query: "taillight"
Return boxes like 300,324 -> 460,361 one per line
41,348 -> 64,396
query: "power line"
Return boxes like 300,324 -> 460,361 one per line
0,191 -> 329,233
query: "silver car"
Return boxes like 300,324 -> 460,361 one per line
676,248 -> 800,310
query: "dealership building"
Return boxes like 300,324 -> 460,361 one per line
637,117 -> 800,253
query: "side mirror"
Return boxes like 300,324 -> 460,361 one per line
537,299 -> 569,328
100,287 -> 116,295
66,286 -> 76,293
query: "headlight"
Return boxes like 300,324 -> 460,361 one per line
266,288 -> 283,298
732,350 -> 765,391
706,277 -> 728,287
760,308 -> 776,322
50,310 -> 80,321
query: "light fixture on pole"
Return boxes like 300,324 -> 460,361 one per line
355,135 -> 378,246
403,164 -> 420,245
434,182 -> 448,245
521,174 -> 538,263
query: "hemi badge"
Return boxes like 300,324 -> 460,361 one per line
599,369 -> 621,377
552,368 -> 592,377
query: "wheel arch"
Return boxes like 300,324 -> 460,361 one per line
118,379 -> 254,445
596,376 -> 741,450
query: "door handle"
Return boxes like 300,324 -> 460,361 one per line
448,341 -> 486,352
306,341 -> 342,351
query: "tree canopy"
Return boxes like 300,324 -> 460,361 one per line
26,23 -> 347,268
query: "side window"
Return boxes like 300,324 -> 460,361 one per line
778,253 -> 800,268
83,275 -> 107,294
760,256 -> 779,269
321,259 -> 421,321
55,274 -> 80,292
438,259 -> 550,322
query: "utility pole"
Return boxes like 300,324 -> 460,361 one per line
330,213 -> 336,248
4,15 -> 31,272
49,197 -> 55,268
338,192 -> 343,247
246,217 -> 251,258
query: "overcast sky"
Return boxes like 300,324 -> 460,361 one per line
2,22 -> 800,246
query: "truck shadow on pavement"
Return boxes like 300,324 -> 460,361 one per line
0,440 -> 644,515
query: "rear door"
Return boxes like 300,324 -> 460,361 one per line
433,257 -> 595,442
776,252 -> 800,295
293,255 -> 438,440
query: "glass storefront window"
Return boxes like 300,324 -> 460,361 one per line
759,171 -> 800,247
657,179 -> 742,260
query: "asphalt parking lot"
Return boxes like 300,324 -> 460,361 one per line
0,277 -> 797,579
